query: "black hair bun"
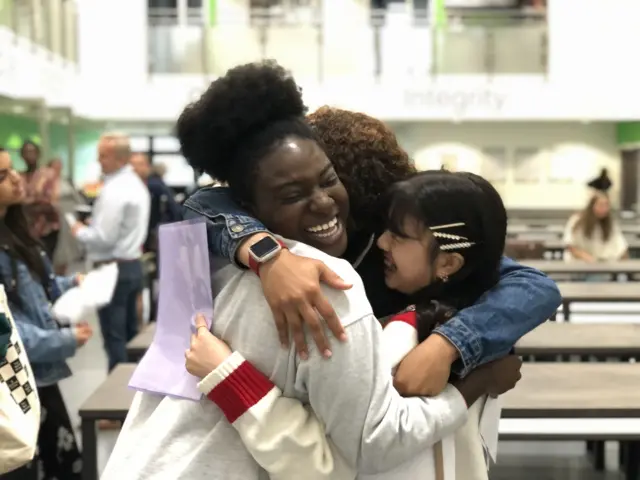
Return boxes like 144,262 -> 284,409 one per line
176,60 -> 307,183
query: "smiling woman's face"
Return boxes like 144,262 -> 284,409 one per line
250,136 -> 350,257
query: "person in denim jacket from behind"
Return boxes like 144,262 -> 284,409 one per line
184,107 -> 561,396
0,147 -> 87,479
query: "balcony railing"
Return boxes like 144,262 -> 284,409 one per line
147,7 -> 547,79
0,0 -> 78,64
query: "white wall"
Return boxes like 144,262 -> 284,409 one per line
392,122 -> 620,209
76,0 -> 148,92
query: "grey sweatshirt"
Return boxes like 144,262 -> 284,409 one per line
101,239 -> 468,479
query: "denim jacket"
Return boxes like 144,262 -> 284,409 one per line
184,187 -> 562,377
0,249 -> 78,387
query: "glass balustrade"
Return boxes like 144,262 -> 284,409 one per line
148,6 -> 547,79
0,0 -> 12,30
0,0 -> 78,64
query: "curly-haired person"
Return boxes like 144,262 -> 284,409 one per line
307,106 -> 417,235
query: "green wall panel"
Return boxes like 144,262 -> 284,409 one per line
616,122 -> 640,146
0,114 -> 102,185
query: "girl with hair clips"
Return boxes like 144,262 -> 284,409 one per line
182,97 -> 560,397
102,61 -> 523,480
187,169 -> 515,480
0,148 -> 89,480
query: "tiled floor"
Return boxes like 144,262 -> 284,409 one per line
58,299 -> 639,479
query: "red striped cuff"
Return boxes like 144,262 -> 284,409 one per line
199,352 -> 275,423
389,309 -> 417,328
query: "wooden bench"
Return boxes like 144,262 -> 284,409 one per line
126,323 -> 156,362
79,363 -> 137,480
555,282 -> 640,320
515,322 -> 640,358
79,363 -> 640,480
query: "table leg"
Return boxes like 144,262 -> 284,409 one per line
593,441 -> 605,471
81,418 -> 98,480
562,300 -> 570,321
624,441 -> 640,480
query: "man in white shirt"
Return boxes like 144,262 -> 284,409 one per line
72,133 -> 151,373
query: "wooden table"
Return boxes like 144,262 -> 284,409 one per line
503,363 -> 640,479
556,282 -> 640,320
524,260 -> 640,278
509,223 -> 640,238
79,364 -> 137,480
126,323 -> 156,362
77,363 -> 640,480
541,240 -> 640,259
503,363 -> 640,418
515,323 -> 640,358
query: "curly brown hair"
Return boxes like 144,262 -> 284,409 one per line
307,106 -> 417,234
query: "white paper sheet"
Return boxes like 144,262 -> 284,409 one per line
53,263 -> 119,325
479,396 -> 502,467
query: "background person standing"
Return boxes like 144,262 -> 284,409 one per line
19,141 -> 60,258
71,133 -> 150,380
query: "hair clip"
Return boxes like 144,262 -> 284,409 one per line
440,242 -> 476,251
432,232 -> 468,241
429,222 -> 465,231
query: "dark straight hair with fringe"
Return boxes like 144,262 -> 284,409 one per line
384,170 -> 508,344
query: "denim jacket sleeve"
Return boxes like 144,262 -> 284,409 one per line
434,256 -> 561,377
182,187 -> 268,266
55,275 -> 78,295
12,306 -> 77,364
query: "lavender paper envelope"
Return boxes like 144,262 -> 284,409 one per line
128,219 -> 214,401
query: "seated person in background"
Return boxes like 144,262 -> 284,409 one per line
564,191 -> 628,262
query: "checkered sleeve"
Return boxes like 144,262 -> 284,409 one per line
0,335 -> 38,415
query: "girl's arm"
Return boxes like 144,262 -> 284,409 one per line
187,311 -> 488,478
197,352 -> 356,480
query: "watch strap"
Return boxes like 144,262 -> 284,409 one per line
248,238 -> 288,277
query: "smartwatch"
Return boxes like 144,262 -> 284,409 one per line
248,236 -> 287,276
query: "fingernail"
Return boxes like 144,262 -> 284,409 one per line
323,349 -> 332,359
339,333 -> 348,342
300,351 -> 309,361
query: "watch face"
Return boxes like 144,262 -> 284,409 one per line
251,237 -> 280,260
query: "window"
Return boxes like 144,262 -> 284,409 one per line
130,137 -> 151,152
148,0 -> 177,7
153,154 -> 194,187
152,136 -> 180,152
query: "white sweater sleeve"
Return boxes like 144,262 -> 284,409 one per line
198,352 -> 356,480
203,313 -> 468,477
